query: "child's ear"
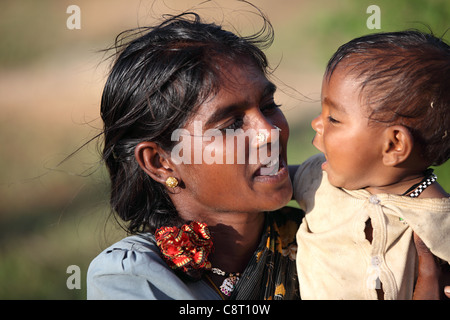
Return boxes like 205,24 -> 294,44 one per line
381,125 -> 414,167
134,141 -> 177,185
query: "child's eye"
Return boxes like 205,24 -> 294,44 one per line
327,115 -> 340,124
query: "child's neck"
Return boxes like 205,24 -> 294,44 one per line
365,171 -> 449,199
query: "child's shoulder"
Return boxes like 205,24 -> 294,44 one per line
303,153 -> 326,167
293,153 -> 325,184
292,153 -> 326,208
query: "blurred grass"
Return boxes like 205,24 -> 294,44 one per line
272,0 -> 450,69
0,0 -> 449,299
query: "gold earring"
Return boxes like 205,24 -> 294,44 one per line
165,177 -> 179,188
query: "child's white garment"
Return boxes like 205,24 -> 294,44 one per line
294,154 -> 450,300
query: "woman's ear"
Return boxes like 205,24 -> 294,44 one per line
381,125 -> 414,167
134,141 -> 176,185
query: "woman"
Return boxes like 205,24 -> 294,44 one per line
87,12 -> 448,300
87,12 -> 300,300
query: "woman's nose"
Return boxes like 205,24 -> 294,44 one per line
253,116 -> 281,148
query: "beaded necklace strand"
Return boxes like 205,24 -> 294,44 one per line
210,267 -> 241,297
401,169 -> 437,198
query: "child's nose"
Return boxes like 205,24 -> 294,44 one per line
311,114 -> 323,135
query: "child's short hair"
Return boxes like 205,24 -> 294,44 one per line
325,30 -> 450,166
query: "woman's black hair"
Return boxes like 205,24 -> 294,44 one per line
325,30 -> 450,166
100,12 -> 274,234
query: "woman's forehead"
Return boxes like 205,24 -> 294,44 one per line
194,69 -> 274,124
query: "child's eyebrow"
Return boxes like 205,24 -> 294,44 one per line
323,97 -> 347,114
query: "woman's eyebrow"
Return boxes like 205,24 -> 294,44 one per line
262,82 -> 277,100
204,82 -> 277,127
205,103 -> 242,127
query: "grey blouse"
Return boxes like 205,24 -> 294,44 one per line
87,234 -> 221,300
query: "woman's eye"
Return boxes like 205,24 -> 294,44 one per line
261,103 -> 281,115
222,117 -> 244,131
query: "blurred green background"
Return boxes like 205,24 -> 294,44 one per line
0,0 -> 448,299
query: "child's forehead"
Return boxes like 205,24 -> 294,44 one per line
322,31 -> 450,166
323,64 -> 364,97
322,65 -> 375,115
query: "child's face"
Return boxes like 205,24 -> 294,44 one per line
311,67 -> 387,190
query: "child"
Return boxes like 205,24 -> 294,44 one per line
293,30 -> 450,299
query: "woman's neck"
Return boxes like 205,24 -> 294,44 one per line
206,212 -> 265,273
173,203 -> 266,297
177,206 -> 265,272
199,212 -> 264,297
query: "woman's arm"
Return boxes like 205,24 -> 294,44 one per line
412,233 -> 450,300
288,165 -> 299,200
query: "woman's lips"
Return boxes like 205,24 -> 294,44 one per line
253,156 -> 288,183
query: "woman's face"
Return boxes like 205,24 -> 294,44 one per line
170,61 -> 292,216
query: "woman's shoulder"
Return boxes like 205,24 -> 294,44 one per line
103,233 -> 158,256
88,234 -> 162,276
87,234 -> 219,300
86,234 -> 166,299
